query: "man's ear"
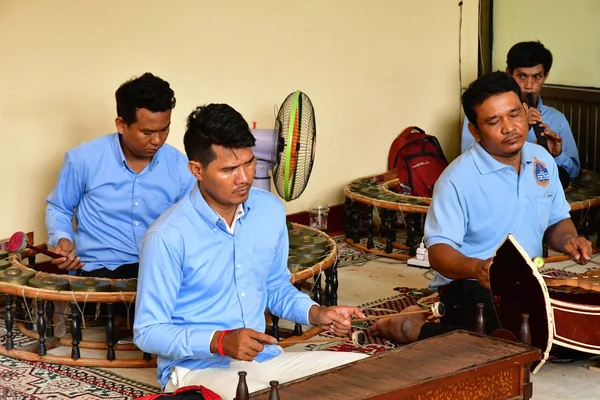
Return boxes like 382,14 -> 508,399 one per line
467,122 -> 481,142
115,117 -> 126,135
188,160 -> 203,181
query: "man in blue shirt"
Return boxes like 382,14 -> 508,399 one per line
133,103 -> 368,397
370,72 -> 591,344
461,41 -> 579,189
45,73 -> 195,278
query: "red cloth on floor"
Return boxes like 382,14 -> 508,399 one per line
135,385 -> 221,400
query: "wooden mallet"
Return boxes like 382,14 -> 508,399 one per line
281,331 -> 367,346
7,231 -> 63,259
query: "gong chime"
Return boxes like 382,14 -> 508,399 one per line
287,225 -> 331,274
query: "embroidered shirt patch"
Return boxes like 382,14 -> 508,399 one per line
533,157 -> 550,187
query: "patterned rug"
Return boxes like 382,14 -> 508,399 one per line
334,236 -> 381,268
335,231 -> 418,269
305,287 -> 439,355
0,324 -> 157,399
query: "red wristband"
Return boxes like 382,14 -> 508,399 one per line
217,330 -> 231,356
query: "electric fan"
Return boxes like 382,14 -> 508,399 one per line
251,90 -> 316,201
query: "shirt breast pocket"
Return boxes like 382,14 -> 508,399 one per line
252,245 -> 277,276
536,196 -> 553,233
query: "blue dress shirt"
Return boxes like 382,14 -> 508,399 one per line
460,97 -> 580,178
45,133 -> 195,272
133,185 -> 318,388
425,142 -> 571,290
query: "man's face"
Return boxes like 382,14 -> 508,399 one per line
116,108 -> 171,160
193,145 -> 256,211
468,91 -> 529,161
508,64 -> 548,102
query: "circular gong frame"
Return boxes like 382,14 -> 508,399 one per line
0,254 -> 151,368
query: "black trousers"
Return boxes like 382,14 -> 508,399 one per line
419,280 -> 500,340
76,263 -> 139,319
77,262 -> 139,279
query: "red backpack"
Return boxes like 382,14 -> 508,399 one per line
387,126 -> 449,198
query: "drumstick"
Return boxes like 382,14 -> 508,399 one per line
353,301 -> 445,322
7,231 -> 63,259
282,331 -> 366,346
534,255 -> 600,269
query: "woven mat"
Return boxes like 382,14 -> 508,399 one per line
304,287 -> 439,355
0,323 -> 157,399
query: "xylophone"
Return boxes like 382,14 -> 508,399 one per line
243,331 -> 540,400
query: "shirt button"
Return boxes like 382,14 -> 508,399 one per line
240,292 -> 246,297
134,202 -> 139,206
213,228 -> 217,233
236,263 -> 241,268
134,221 -> 139,226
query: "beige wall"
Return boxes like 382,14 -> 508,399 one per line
0,0 -> 479,241
493,0 -> 600,87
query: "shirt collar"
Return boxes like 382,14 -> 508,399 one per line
190,185 -> 252,230
111,133 -> 161,171
537,96 -> 544,107
470,141 -> 533,175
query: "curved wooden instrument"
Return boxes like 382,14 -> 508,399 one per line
543,267 -> 600,292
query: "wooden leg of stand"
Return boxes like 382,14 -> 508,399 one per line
344,197 -> 352,238
366,205 -> 374,249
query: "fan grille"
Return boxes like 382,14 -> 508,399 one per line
273,91 -> 316,201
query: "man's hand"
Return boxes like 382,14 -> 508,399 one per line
563,236 -> 593,265
475,258 -> 492,290
212,328 -> 277,361
527,107 -> 543,126
539,125 -> 563,157
50,238 -> 84,271
308,305 -> 365,336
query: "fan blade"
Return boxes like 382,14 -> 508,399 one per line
284,90 -> 302,201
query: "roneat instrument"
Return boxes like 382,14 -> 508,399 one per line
6,231 -> 63,259
524,93 -> 549,151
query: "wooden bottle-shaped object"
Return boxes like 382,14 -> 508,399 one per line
236,371 -> 249,400
268,380 -> 280,400
519,313 -> 531,345
475,303 -> 486,335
